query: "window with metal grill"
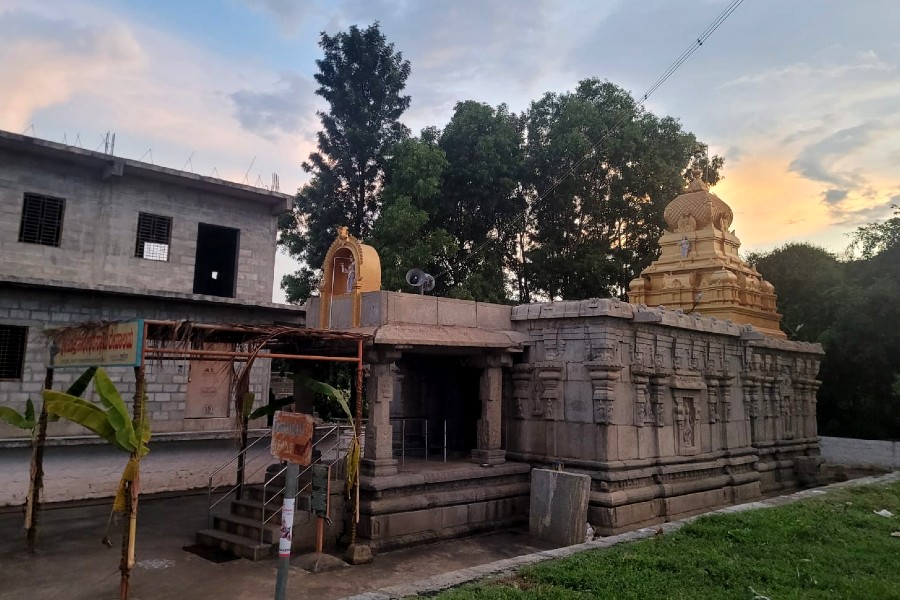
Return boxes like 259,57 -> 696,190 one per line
18,194 -> 65,247
0,325 -> 28,380
134,213 -> 172,261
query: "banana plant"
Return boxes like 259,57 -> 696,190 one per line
44,367 -> 151,600
45,368 -> 150,457
0,366 -> 95,552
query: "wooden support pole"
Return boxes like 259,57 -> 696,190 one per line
25,367 -> 53,553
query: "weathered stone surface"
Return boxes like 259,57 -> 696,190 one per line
529,469 -> 591,547
344,543 -> 374,565
295,552 -> 349,573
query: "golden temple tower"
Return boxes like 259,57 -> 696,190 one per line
627,166 -> 784,338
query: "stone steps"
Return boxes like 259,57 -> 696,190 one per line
195,528 -> 274,561
213,513 -> 280,544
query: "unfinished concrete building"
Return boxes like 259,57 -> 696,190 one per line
0,130 -> 302,505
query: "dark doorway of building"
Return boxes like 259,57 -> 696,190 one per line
193,223 -> 239,297
395,355 -> 481,460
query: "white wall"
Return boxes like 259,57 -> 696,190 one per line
820,436 -> 900,470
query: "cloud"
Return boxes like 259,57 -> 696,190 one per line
242,0 -> 315,36
788,121 -> 882,188
822,189 -> 849,205
0,10 -> 146,131
722,52 -> 893,87
230,72 -> 317,137
832,199 -> 897,226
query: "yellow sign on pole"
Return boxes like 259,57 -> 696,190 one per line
48,320 -> 144,368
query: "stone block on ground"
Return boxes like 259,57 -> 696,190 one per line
345,543 -> 374,565
529,468 -> 591,547
294,552 -> 349,573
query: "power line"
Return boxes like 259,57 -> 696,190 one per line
437,0 -> 744,283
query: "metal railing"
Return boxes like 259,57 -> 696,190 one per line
258,423 -> 358,544
206,430 -> 273,527
391,417 -> 449,464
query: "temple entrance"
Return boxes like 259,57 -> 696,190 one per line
392,355 -> 481,460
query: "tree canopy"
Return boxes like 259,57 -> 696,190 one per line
280,23 -> 411,302
751,207 -> 900,440
522,79 -> 721,301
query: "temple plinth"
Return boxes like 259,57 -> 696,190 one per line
628,168 -> 784,338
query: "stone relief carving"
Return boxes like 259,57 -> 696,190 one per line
634,380 -> 654,427
535,363 -> 563,420
587,345 -> 623,426
511,365 -> 533,420
674,396 -> 699,453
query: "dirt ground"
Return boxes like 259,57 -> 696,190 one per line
0,493 -> 553,600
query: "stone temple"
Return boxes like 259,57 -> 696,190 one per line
297,170 -> 824,551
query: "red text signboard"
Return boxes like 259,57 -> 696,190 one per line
271,412 -> 314,465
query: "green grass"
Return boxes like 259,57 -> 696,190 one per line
435,481 -> 900,600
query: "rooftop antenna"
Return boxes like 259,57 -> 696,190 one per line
22,124 -> 35,136
139,149 -> 154,164
210,167 -> 220,178
271,172 -> 280,192
74,133 -> 82,148
243,156 -> 257,184
182,151 -> 195,172
102,132 -> 116,155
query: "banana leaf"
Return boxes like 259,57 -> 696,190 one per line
67,366 -> 98,397
44,390 -> 133,452
299,376 -> 353,421
241,392 -> 256,421
48,366 -> 98,423
0,406 -> 31,430
92,369 -> 137,452
248,396 -> 294,421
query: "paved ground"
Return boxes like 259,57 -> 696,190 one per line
0,493 -> 554,600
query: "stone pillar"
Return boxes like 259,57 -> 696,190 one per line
472,356 -> 508,465
362,351 -> 400,477
534,362 -> 563,420
586,361 -> 622,425
511,365 -> 533,419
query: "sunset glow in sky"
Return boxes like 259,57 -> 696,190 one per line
1,0 -> 897,301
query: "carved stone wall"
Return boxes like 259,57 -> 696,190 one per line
508,299 -> 823,535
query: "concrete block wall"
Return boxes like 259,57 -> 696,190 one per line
0,437 -> 272,506
0,148 -> 278,304
820,436 -> 900,470
0,285 -> 302,440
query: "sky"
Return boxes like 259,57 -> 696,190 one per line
1,0 -> 898,303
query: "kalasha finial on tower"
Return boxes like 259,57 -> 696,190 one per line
687,144 -> 709,192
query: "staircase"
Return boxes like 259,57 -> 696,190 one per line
195,423 -> 355,561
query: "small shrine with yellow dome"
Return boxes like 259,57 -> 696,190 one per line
627,165 -> 784,338
317,226 -> 382,328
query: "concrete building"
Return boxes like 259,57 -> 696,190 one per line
0,130 -> 304,505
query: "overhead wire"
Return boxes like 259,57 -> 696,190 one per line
436,0 -> 745,283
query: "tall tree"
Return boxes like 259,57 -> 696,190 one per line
372,103 -> 524,302
370,135 -> 457,292
280,23 -> 411,303
436,102 -> 524,302
746,243 -> 845,340
749,210 -> 900,440
522,79 -> 722,301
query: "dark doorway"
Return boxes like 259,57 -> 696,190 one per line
193,223 -> 239,297
397,356 -> 481,458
